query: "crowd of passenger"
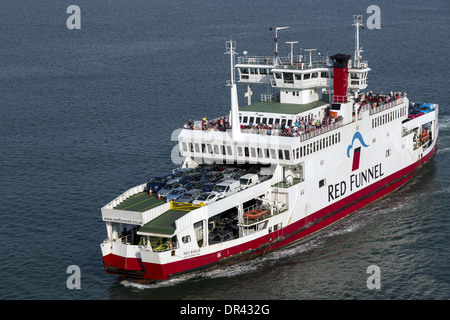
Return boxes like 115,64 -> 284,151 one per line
183,90 -> 403,137
184,113 -> 343,138
184,116 -> 231,132
357,90 -> 405,109
239,115 -> 343,137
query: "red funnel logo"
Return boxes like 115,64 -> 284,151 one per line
352,147 -> 361,171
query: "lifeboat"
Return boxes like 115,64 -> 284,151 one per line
244,208 -> 269,219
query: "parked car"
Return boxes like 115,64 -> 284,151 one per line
172,168 -> 197,181
144,173 -> 174,193
408,108 -> 424,119
212,180 -> 241,199
201,182 -> 216,192
199,165 -> 222,173
200,171 -> 224,183
178,173 -> 202,186
415,103 -> 436,114
184,181 -> 204,191
221,167 -> 240,179
158,182 -> 182,198
229,171 -> 247,181
192,192 -> 218,205
239,173 -> 259,189
176,189 -> 202,203
209,231 -> 234,244
166,187 -> 187,201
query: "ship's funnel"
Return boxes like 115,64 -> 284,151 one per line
330,54 -> 351,103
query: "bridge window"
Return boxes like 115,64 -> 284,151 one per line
284,150 -> 290,160
284,73 -> 294,83
182,235 -> 191,244
278,150 -> 284,159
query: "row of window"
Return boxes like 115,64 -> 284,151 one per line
239,67 -> 271,75
240,114 -> 314,126
275,71 -> 332,82
181,132 -> 341,161
294,132 -> 341,159
181,141 -> 293,161
372,106 -> 407,128
240,68 -> 367,81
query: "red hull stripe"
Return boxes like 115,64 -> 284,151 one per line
106,143 -> 437,280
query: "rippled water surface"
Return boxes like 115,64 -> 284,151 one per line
0,0 -> 449,300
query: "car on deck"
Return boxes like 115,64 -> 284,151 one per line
176,189 -> 202,203
144,173 -> 174,193
166,187 -> 187,201
192,192 -> 218,205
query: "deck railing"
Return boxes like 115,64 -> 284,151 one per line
369,97 -> 404,115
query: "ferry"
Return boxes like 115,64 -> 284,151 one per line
100,16 -> 438,281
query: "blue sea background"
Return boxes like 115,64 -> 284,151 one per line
0,0 -> 449,300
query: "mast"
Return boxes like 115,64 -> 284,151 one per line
352,15 -> 364,68
273,26 -> 289,65
225,40 -> 240,140
304,48 -> 317,68
285,41 -> 298,66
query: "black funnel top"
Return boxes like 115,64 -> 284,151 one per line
330,54 -> 351,68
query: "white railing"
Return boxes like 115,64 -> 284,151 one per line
238,119 -> 344,142
102,183 -> 171,226
274,78 -> 328,89
102,202 -> 171,226
298,120 -> 343,142
105,183 -> 147,209
237,55 -> 329,69
260,93 -> 279,102
333,95 -> 348,103
237,56 -> 275,65
369,97 -> 403,115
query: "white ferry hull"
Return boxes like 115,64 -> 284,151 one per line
103,139 -> 437,280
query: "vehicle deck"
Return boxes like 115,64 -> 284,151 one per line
114,192 -> 166,212
239,95 -> 329,115
138,209 -> 191,236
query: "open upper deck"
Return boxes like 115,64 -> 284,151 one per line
238,95 -> 329,115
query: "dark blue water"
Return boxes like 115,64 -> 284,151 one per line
1,0 -> 449,300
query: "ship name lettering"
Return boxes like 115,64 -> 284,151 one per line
183,249 -> 201,256
328,163 -> 384,202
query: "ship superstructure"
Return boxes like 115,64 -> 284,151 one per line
100,16 -> 438,281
